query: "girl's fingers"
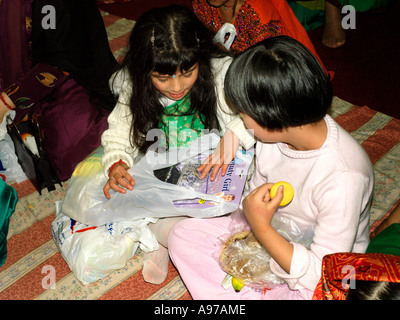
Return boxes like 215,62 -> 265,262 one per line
269,185 -> 284,206
103,183 -> 111,199
123,173 -> 135,188
219,163 -> 229,177
198,155 -> 224,180
249,183 -> 273,198
115,177 -> 131,191
249,183 -> 284,206
104,173 -> 135,199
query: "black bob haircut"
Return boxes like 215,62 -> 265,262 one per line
224,36 -> 333,130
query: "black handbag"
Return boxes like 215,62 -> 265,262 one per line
6,114 -> 61,194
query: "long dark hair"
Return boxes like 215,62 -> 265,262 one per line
119,5 -> 227,153
225,35 -> 332,130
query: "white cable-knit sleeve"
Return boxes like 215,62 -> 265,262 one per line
212,57 -> 255,150
270,171 -> 372,292
101,71 -> 139,177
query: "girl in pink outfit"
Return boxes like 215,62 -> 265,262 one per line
168,36 -> 374,300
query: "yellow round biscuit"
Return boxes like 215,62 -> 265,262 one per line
270,181 -> 294,206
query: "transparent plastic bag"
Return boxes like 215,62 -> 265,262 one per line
0,133 -> 28,184
62,133 -> 254,226
52,202 -> 158,285
219,230 -> 285,290
218,213 -> 314,290
153,157 -> 211,191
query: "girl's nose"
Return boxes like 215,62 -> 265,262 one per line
171,77 -> 184,92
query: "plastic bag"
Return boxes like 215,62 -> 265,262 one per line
0,133 -> 28,184
0,110 -> 14,141
51,201 -> 158,285
219,230 -> 285,290
218,213 -> 314,290
62,133 -> 254,226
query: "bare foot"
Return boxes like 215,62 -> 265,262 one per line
322,2 -> 346,48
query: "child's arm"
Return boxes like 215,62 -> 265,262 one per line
197,128 -> 240,180
101,75 -> 138,198
199,57 -> 255,180
242,183 -> 294,273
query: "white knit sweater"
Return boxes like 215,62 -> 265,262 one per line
101,56 -> 255,177
251,115 -> 375,291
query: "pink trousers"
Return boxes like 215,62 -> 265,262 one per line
168,215 -> 313,300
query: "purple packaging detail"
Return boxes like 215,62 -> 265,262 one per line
173,147 -> 254,208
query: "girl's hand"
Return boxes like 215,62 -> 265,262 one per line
243,183 -> 284,234
103,163 -> 135,199
243,183 -> 293,273
197,129 -> 240,181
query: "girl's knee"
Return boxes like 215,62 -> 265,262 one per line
168,218 -> 191,248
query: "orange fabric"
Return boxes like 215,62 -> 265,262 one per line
249,0 -> 330,76
192,0 -> 332,77
312,252 -> 400,300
